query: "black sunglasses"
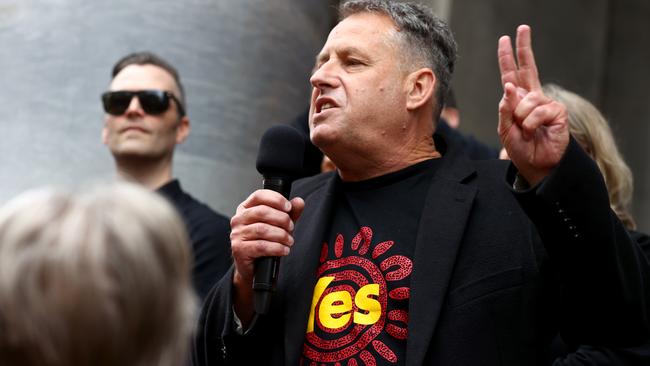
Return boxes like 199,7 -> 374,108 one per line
101,89 -> 185,116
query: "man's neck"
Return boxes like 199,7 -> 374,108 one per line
336,152 -> 440,182
320,110 -> 442,182
114,156 -> 174,190
334,134 -> 440,182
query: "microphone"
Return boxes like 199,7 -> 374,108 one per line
254,124 -> 306,314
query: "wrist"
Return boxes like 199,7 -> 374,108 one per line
233,269 -> 255,327
516,165 -> 551,188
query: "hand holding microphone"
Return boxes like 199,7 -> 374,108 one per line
229,125 -> 306,323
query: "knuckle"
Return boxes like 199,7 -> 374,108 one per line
229,226 -> 242,241
236,200 -> 247,212
254,223 -> 268,237
240,207 -> 251,220
550,100 -> 565,112
240,207 -> 257,222
230,215 -> 240,228
255,240 -> 268,253
231,243 -> 243,258
531,106 -> 546,119
529,90 -> 542,101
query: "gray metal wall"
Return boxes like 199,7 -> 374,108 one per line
0,0 -> 336,216
449,0 -> 649,232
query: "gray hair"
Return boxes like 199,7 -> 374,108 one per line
0,183 -> 197,366
339,0 -> 457,115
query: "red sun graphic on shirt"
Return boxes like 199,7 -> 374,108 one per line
302,226 -> 412,365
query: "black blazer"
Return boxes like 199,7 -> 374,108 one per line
550,230 -> 650,365
193,138 -> 649,366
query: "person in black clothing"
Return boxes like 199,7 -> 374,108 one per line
101,52 -> 231,300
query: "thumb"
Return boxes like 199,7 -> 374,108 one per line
289,197 -> 305,224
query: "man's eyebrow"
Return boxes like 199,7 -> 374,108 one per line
314,50 -> 330,67
338,46 -> 366,59
314,46 -> 368,67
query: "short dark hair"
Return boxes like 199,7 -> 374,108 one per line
339,0 -> 457,118
111,51 -> 186,113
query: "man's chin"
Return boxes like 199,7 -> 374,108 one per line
310,126 -> 338,150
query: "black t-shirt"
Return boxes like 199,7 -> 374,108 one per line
157,179 -> 232,300
301,158 -> 441,365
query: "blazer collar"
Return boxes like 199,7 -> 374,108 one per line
282,174 -> 339,365
405,142 -> 478,364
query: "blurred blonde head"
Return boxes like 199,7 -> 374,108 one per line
543,84 -> 636,230
0,183 -> 197,366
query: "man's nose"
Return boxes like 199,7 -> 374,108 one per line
124,95 -> 145,117
310,61 -> 339,90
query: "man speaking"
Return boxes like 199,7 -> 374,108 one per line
194,1 -> 649,365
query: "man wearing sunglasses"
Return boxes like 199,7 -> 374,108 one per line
101,51 -> 231,300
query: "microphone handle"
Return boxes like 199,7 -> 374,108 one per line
253,176 -> 291,315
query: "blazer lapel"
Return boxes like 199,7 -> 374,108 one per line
405,153 -> 477,365
282,175 -> 339,365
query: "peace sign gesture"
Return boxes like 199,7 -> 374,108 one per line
498,25 -> 569,186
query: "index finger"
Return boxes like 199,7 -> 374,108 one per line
498,35 -> 519,90
239,189 -> 292,213
515,25 -> 542,91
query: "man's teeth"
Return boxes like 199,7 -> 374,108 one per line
322,103 -> 333,110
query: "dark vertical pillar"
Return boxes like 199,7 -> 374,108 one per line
601,0 -> 650,231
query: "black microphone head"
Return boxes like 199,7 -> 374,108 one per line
256,125 -> 306,178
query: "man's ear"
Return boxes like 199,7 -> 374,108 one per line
175,116 -> 190,144
405,68 -> 435,111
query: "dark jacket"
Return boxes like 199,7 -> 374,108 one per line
194,138 -> 649,366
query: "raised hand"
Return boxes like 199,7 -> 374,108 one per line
229,189 -> 304,325
497,25 -> 569,186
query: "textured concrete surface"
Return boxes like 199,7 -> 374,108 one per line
0,0 -> 337,216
